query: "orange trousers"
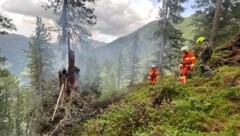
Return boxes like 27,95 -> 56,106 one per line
179,66 -> 190,84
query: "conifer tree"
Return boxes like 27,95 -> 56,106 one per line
127,34 -> 141,86
155,0 -> 186,73
13,84 -> 26,136
192,0 -> 240,43
0,15 -> 25,136
100,61 -> 116,91
115,52 -> 125,90
44,0 -> 97,60
0,14 -> 16,34
0,69 -> 23,135
25,17 -> 54,97
209,0 -> 223,45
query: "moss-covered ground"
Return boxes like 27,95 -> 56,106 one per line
63,65 -> 240,136
62,34 -> 240,136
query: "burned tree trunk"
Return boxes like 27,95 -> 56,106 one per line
58,34 -> 76,95
68,39 -> 75,90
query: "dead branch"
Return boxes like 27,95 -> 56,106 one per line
52,84 -> 65,121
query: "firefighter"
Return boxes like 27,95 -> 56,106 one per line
148,65 -> 159,85
195,37 -> 213,77
179,46 -> 196,83
195,36 -> 213,63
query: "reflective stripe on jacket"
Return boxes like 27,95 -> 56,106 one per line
182,51 -> 196,67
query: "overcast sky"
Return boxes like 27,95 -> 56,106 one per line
0,0 -> 196,43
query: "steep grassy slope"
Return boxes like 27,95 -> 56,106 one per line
63,35 -> 240,135
67,65 -> 240,135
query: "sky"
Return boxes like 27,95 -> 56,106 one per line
0,0 -> 196,43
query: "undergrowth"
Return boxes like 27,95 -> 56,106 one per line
63,65 -> 240,136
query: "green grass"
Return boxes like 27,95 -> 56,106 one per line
64,65 -> 240,136
62,20 -> 240,136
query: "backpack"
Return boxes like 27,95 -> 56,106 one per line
201,43 -> 213,63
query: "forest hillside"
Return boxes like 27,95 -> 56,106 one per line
65,35 -> 240,135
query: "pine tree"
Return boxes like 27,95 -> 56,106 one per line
25,17 -> 54,97
126,34 -> 141,86
209,0 -> 223,45
43,0 -> 97,60
13,85 -> 26,136
192,0 -> 240,43
0,69 -> 23,135
82,55 -> 98,83
100,61 -> 116,92
0,14 -> 16,34
155,0 -> 186,73
115,52 -> 125,90
0,15 -> 25,136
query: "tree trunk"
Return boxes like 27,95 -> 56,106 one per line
209,0 -> 222,45
37,41 -> 43,98
68,35 -> 75,89
61,0 -> 68,60
130,55 -> 135,86
159,0 -> 169,72
130,35 -> 139,86
26,117 -> 32,136
15,118 -> 21,136
15,92 -> 21,136
117,71 -> 121,90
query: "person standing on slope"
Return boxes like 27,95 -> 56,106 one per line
148,65 -> 159,85
195,36 -> 213,77
179,46 -> 196,83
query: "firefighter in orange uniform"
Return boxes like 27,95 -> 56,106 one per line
148,65 -> 159,85
179,46 -> 196,83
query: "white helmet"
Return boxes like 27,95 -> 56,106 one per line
181,46 -> 189,51
152,65 -> 156,68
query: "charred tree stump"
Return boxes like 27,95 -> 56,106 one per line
67,34 -> 75,90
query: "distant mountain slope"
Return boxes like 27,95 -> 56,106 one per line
0,17 -> 194,83
176,15 -> 195,41
0,34 -> 106,79
93,16 -> 196,70
95,21 -> 159,64
89,39 -> 106,48
0,34 -> 29,81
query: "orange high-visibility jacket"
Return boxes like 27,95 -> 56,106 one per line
148,68 -> 159,80
182,51 -> 196,67
180,51 -> 196,76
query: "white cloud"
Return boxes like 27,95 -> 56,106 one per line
2,0 -> 55,19
90,0 -> 158,42
91,31 -> 119,43
1,0 -> 159,43
0,0 -> 57,41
